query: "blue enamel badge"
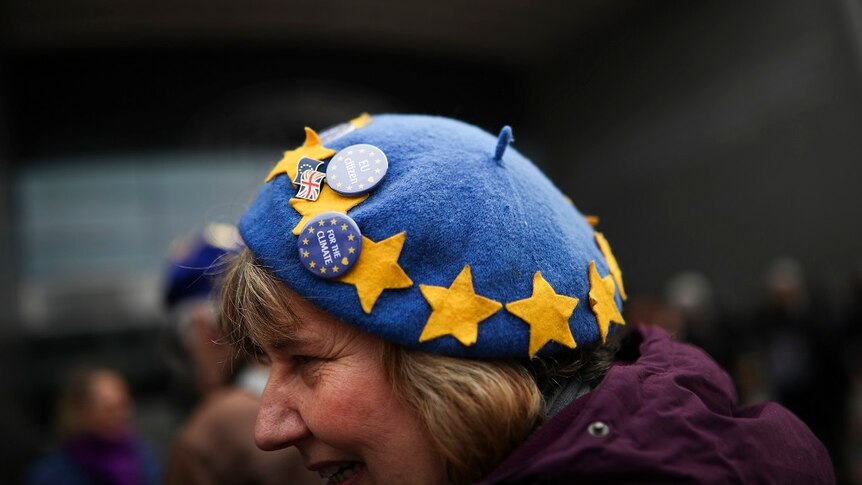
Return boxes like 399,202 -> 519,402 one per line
297,211 -> 363,279
325,144 -> 388,196
293,157 -> 324,186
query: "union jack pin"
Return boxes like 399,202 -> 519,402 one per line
293,157 -> 324,186
295,169 -> 326,201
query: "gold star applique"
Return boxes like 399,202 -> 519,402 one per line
264,127 -> 336,183
506,272 -> 579,358
419,266 -> 502,347
336,232 -> 413,314
289,187 -> 368,235
588,260 -> 625,343
594,232 -> 626,301
350,113 -> 372,129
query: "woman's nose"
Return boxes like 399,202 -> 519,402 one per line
255,376 -> 311,451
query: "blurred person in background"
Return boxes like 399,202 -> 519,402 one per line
750,258 -> 848,476
843,259 -> 862,483
217,114 -> 833,484
664,271 -> 732,371
26,367 -> 161,485
162,224 -> 318,485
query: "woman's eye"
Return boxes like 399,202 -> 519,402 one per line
293,355 -> 317,365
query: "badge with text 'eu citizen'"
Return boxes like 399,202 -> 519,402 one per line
297,211 -> 363,279
325,144 -> 388,196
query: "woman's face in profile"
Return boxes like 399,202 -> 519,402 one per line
254,293 -> 445,485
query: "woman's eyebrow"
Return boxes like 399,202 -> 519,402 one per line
268,334 -> 318,352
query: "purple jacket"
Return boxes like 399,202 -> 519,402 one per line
480,325 -> 834,484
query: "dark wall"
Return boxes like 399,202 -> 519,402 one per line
536,0 -> 862,306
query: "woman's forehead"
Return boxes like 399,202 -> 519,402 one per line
265,289 -> 362,349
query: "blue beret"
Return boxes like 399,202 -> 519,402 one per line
240,114 -> 625,358
165,224 -> 242,308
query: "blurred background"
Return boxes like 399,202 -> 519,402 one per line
1,0 -> 862,482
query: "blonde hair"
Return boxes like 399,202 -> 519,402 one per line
220,249 -> 545,484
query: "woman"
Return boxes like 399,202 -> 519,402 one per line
220,114 -> 833,484
27,368 -> 161,485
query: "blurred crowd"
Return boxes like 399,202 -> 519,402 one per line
627,258 -> 862,484
23,225 -> 320,485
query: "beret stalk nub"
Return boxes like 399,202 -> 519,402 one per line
494,126 -> 514,163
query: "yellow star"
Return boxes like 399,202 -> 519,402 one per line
302,238 -> 309,245
302,250 -> 309,258
348,247 -> 356,254
506,272 -> 579,358
418,266 -> 502,347
289,187 -> 368,235
318,220 -> 325,227
594,232 -> 626,300
330,218 -> 337,225
320,267 -> 327,274
332,266 -> 340,273
307,227 -> 314,234
341,224 -> 348,231
264,127 -> 336,183
336,232 -> 413,314
588,260 -> 625,343
347,233 -> 356,241
309,261 -> 316,268
350,113 -> 372,128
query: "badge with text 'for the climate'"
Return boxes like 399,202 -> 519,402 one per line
326,144 -> 388,196
297,212 -> 362,279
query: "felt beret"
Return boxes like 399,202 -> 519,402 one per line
239,114 -> 625,358
165,223 -> 242,308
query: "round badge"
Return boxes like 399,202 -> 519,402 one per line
326,144 -> 388,196
297,212 -> 363,279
